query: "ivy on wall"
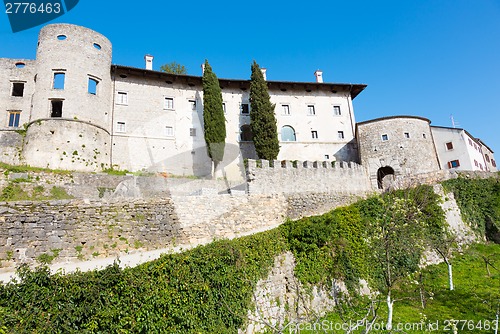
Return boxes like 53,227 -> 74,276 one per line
0,185 -> 450,333
442,176 -> 500,242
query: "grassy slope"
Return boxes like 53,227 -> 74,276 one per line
297,243 -> 500,333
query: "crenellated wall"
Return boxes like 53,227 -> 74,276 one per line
246,159 -> 372,195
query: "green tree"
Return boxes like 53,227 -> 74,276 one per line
367,188 -> 430,330
202,60 -> 226,174
160,61 -> 187,75
250,61 -> 279,161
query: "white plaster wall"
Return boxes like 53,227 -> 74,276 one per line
110,75 -> 358,177
481,145 -> 497,172
0,58 -> 36,129
431,127 -> 486,171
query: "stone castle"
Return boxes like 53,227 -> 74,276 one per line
0,23 -> 497,189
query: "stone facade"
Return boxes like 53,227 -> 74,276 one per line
246,159 -> 371,195
356,116 -> 441,189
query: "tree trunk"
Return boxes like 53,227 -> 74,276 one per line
386,292 -> 394,330
447,262 -> 454,291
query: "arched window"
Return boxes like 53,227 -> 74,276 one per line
240,125 -> 253,142
281,125 -> 296,142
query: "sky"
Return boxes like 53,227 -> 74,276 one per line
1,0 -> 500,152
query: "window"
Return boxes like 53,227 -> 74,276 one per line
492,159 -> 497,168
381,134 -> 389,141
8,111 -> 20,127
57,35 -> 66,40
116,122 -> 126,133
165,126 -> 174,137
474,160 -> 479,167
448,160 -> 460,168
164,97 -> 174,109
222,103 -> 226,114
190,128 -> 196,136
311,130 -> 318,139
423,133 -> 427,139
11,82 -> 24,97
93,43 -> 101,50
307,105 -> 315,115
325,154 -> 330,160
51,100 -> 63,117
281,125 -> 296,142
333,106 -> 341,116
445,142 -> 454,150
338,131 -> 344,139
485,154 -> 490,163
468,138 -> 473,146
240,125 -> 253,142
479,163 -> 483,170
53,73 -> 65,90
473,143 -> 478,151
88,78 -> 98,95
116,92 -> 128,105
282,104 -> 290,115
404,132 -> 410,138
189,100 -> 196,111
241,103 -> 249,115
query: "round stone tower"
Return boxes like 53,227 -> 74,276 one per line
356,116 -> 440,189
23,24 -> 112,171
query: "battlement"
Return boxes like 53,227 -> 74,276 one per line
246,159 -> 371,195
246,159 -> 363,170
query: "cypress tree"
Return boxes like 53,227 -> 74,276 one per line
250,61 -> 280,160
202,60 -> 226,173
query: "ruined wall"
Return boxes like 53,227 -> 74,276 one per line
246,159 -> 372,195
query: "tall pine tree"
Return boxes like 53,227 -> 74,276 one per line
202,60 -> 226,174
250,61 -> 280,160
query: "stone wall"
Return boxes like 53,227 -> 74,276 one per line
356,116 -> 440,189
0,188 -> 362,271
286,192 -> 367,220
392,169 -> 499,190
246,159 -> 372,195
0,131 -> 22,166
0,199 -> 179,270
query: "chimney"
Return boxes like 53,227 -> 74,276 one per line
314,70 -> 323,83
201,63 -> 205,74
261,68 -> 267,81
145,54 -> 154,70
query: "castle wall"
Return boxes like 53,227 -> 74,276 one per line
22,119 -> 111,170
23,24 -> 113,171
356,116 -> 440,189
246,159 -> 372,195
